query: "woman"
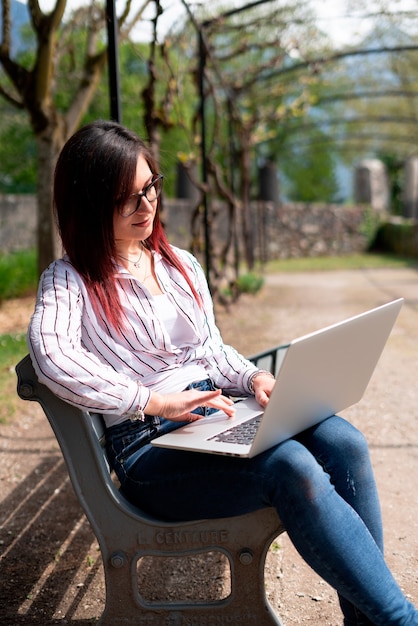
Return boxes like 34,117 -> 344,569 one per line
28,120 -> 417,625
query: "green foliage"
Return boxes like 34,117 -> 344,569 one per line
0,22 -> 37,193
0,332 -> 28,424
0,249 -> 37,302
359,206 -> 382,248
378,153 -> 404,215
270,540 -> 282,553
280,131 -> 339,202
80,39 -> 196,197
220,271 -> 265,300
0,110 -> 36,193
84,43 -> 147,130
235,272 -> 265,294
371,220 -> 418,257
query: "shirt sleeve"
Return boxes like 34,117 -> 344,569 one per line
28,261 -> 150,416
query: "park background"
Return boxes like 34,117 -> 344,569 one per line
1,0 -> 418,623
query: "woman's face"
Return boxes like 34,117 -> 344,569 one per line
113,154 -> 158,245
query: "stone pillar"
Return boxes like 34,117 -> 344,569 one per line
403,156 -> 418,219
354,159 -> 389,212
258,162 -> 279,203
176,162 -> 199,203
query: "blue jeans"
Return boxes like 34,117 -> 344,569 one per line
105,383 -> 417,626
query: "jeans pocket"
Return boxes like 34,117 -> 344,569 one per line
107,422 -> 153,468
186,379 -> 220,417
186,379 -> 216,392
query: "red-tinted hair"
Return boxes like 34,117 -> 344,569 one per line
54,120 -> 200,329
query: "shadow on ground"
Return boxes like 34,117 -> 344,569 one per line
0,454 -> 104,625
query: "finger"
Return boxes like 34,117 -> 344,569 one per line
170,410 -> 205,423
185,412 -> 204,423
202,393 -> 233,408
255,391 -> 269,408
204,396 -> 236,418
200,391 -> 235,408
223,405 -> 236,418
215,398 -> 236,415
199,389 -> 222,402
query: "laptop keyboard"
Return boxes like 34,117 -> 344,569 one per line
208,415 -> 262,445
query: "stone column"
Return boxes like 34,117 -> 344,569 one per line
176,162 -> 200,203
354,159 -> 389,212
403,156 -> 418,219
258,162 -> 279,203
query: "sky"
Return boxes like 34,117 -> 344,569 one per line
36,0 -> 370,45
37,0 -> 417,46
314,3 -> 369,45
134,0 -> 369,46
137,0 -> 417,46
315,0 -> 417,45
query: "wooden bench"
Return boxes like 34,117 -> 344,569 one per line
16,348 -> 286,625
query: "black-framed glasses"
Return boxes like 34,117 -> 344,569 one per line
119,174 -> 164,217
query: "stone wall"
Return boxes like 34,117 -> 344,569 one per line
0,195 -> 37,254
164,199 -> 372,260
252,201 -> 370,260
1,195 -> 373,259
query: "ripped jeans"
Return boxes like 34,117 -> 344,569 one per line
106,390 -> 417,625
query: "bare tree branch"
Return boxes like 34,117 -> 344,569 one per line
0,81 -> 23,107
1,0 -> 10,51
316,90 -> 418,104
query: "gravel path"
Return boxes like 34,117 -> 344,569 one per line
217,267 -> 418,624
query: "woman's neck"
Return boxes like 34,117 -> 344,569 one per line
115,240 -> 144,257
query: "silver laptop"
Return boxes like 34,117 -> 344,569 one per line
152,298 -> 403,458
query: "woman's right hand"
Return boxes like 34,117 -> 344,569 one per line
145,388 -> 236,423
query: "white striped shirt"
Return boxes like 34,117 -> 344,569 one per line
28,246 -> 258,426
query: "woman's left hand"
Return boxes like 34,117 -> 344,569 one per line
252,374 -> 275,408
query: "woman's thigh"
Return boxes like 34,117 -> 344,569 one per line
295,414 -> 383,546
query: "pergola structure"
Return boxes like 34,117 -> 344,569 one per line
104,0 -> 276,288
104,1 -> 418,287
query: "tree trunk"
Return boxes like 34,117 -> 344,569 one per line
239,132 -> 254,270
35,121 -> 65,275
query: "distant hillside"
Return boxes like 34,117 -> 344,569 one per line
0,0 -> 30,55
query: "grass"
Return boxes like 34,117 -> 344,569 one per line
0,249 -> 37,423
0,332 -> 28,423
0,248 -> 37,302
0,250 -> 38,423
264,253 -> 418,273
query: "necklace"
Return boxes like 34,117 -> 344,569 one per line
117,245 -> 144,269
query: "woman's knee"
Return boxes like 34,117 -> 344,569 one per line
310,416 -> 371,464
266,439 -> 329,497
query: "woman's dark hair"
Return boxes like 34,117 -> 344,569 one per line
54,120 -> 200,328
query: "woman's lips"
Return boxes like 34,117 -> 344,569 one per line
133,215 -> 152,227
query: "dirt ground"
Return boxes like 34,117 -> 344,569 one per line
1,267 -> 418,625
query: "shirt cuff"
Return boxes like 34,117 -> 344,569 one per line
125,382 -> 152,421
248,369 -> 275,394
